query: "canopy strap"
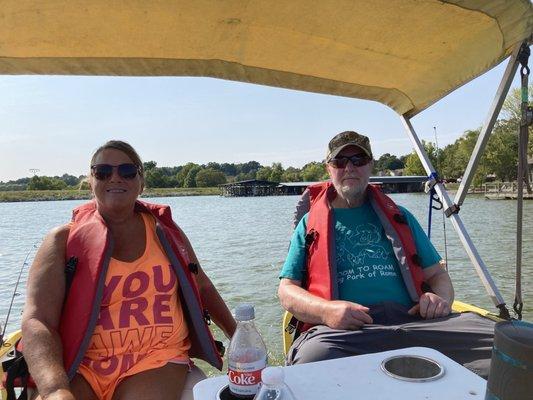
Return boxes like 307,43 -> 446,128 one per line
514,43 -> 532,320
425,172 -> 442,239
425,172 -> 450,272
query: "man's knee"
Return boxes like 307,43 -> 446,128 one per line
287,328 -> 350,365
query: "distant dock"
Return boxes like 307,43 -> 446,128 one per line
219,176 -> 427,197
484,182 -> 533,200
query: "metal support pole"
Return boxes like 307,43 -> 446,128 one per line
454,42 -> 524,207
514,43 -> 531,319
400,116 -> 508,315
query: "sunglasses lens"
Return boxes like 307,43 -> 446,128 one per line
331,158 -> 348,168
330,155 -> 369,168
352,157 -> 369,167
91,164 -> 138,180
93,165 -> 113,180
118,164 -> 138,180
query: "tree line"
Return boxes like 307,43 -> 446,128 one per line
1,86 -> 530,191
402,86 -> 532,185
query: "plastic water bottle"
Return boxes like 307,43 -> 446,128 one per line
228,304 -> 268,399
253,367 -> 297,400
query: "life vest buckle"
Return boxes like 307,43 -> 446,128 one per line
188,262 -> 199,274
393,213 -> 407,224
304,230 -> 317,250
203,309 -> 212,325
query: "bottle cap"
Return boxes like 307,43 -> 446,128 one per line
261,367 -> 284,385
235,303 -> 255,321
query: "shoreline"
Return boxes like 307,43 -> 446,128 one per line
0,187 -> 220,203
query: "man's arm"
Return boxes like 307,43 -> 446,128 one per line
278,278 -> 373,330
408,262 -> 454,319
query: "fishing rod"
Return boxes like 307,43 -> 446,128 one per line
1,244 -> 38,346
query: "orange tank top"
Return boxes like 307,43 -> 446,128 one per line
79,212 -> 190,378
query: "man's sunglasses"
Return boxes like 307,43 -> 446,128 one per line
328,155 -> 371,169
90,163 -> 140,180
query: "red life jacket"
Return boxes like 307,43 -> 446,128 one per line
59,200 -> 223,379
304,182 -> 425,314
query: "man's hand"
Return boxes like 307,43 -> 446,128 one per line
408,292 -> 450,319
324,300 -> 373,330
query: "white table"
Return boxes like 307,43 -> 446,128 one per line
193,347 -> 487,399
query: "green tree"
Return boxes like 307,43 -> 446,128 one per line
502,84 -> 533,157
238,161 -> 261,175
143,161 -> 157,171
269,163 -> 284,183
375,153 -> 404,172
177,163 -> 200,187
59,174 -> 80,187
485,121 -> 518,182
301,162 -> 326,181
220,163 -> 237,176
281,167 -> 302,182
403,141 -> 440,176
234,172 -> 255,181
145,168 -> 169,188
256,167 -> 273,181
184,166 -> 201,188
403,153 -> 425,176
195,168 -> 227,187
27,176 -> 67,190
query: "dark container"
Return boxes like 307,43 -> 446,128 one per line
217,385 -> 254,400
485,320 -> 533,400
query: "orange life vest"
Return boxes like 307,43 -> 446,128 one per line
59,200 -> 223,379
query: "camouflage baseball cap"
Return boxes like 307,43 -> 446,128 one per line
326,131 -> 373,162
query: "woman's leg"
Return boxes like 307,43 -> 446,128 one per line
112,363 -> 188,400
70,374 -> 99,400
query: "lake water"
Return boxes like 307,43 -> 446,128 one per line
0,194 -> 531,372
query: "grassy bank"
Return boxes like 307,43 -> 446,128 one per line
0,187 -> 220,203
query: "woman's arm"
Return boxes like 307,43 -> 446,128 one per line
196,266 -> 236,339
21,224 -> 75,400
177,227 -> 236,339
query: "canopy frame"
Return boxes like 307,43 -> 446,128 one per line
400,38 -> 531,319
454,43 -> 525,206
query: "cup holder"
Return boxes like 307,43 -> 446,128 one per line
216,385 -> 246,400
381,355 -> 445,382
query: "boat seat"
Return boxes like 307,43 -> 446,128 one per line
282,311 -> 295,356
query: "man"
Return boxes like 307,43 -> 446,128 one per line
278,131 -> 494,377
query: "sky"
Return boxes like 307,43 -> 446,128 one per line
0,60 -> 522,182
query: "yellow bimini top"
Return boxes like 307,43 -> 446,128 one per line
0,0 -> 531,117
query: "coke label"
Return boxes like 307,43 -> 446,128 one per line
228,358 -> 267,397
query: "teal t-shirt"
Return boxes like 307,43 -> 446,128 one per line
279,202 -> 441,307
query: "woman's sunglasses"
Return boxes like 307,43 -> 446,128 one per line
91,163 -> 140,180
328,155 -> 371,169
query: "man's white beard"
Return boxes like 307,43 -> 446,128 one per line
339,180 -> 367,204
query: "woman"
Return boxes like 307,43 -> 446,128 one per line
21,140 -> 236,400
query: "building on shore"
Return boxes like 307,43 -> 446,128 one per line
219,176 -> 427,197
